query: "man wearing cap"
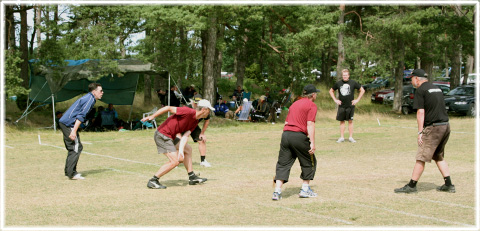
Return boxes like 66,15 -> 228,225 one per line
141,99 -> 214,189
272,84 -> 320,200
329,69 -> 365,143
394,69 -> 455,194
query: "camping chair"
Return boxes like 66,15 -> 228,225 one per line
142,107 -> 158,130
236,101 -> 252,121
242,92 -> 252,101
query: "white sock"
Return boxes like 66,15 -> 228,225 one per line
302,184 -> 309,191
275,187 -> 281,193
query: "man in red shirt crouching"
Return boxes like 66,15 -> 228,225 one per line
141,100 -> 215,189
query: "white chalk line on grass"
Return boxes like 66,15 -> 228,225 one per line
5,145 -> 14,149
381,125 -> 473,134
39,142 -> 161,167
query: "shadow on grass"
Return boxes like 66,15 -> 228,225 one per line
395,181 -> 440,192
281,187 -> 301,199
81,168 -> 112,176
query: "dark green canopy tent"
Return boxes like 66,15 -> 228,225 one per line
25,59 -> 160,130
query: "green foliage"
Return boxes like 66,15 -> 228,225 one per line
4,50 -> 29,97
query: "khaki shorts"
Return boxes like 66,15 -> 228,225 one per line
416,124 -> 450,163
154,130 -> 180,154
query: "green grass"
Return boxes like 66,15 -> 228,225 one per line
3,110 -> 476,228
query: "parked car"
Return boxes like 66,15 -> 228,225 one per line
362,77 -> 390,91
371,88 -> 394,104
444,85 -> 476,116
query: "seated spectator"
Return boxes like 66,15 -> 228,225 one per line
90,106 -> 104,131
214,100 -> 229,117
101,104 -> 117,131
231,85 -> 244,105
252,95 -> 270,122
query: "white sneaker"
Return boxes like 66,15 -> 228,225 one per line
200,160 -> 212,167
336,137 -> 345,143
348,137 -> 356,143
71,173 -> 85,180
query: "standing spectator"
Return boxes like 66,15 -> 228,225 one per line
168,86 -> 181,107
394,69 -> 455,194
329,69 -> 365,143
183,84 -> 196,103
272,84 -> 320,200
59,83 -> 103,180
141,100 -> 214,189
157,89 -> 167,107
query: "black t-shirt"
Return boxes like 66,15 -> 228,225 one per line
413,82 -> 449,127
332,79 -> 361,108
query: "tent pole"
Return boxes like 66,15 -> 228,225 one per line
52,94 -> 56,131
25,97 -> 29,123
168,72 -> 171,117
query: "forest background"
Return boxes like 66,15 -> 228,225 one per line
3,2 -> 477,114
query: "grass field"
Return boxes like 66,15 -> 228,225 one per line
3,109 -> 477,229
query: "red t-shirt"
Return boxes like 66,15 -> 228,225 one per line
283,98 -> 317,134
157,107 -> 199,139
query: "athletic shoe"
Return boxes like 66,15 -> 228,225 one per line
336,137 -> 345,143
70,173 -> 85,180
200,160 -> 212,167
189,174 -> 207,185
299,187 -> 317,198
436,184 -> 455,193
394,184 -> 417,194
348,137 -> 356,143
147,179 -> 166,189
272,192 -> 282,201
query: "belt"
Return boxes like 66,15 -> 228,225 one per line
427,122 -> 449,127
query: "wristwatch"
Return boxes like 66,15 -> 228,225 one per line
418,131 -> 423,135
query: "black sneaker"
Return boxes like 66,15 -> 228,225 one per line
189,174 -> 207,185
436,184 -> 455,193
147,179 -> 167,189
394,184 -> 417,194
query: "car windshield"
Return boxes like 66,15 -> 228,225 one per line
447,87 -> 474,96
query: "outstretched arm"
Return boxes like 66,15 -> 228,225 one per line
141,106 -> 177,122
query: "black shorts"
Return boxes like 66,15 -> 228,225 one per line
336,106 -> 355,121
191,126 -> 202,142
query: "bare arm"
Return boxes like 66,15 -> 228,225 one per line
178,130 -> 191,159
352,87 -> 365,105
199,119 -> 210,141
141,106 -> 177,122
307,121 -> 315,155
416,109 -> 425,146
329,88 -> 341,105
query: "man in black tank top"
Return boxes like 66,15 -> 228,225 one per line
394,69 -> 455,194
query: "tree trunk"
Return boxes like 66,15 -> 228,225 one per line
179,25 -> 187,84
235,34 -> 247,89
20,6 -> 29,89
5,5 -> 16,51
463,54 -> 474,84
202,15 -> 217,104
336,4 -> 346,82
392,38 -> 405,113
449,47 -> 462,89
144,74 -> 152,106
215,23 -> 225,101
36,5 -> 42,49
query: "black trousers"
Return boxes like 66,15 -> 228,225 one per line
275,131 -> 317,184
59,122 -> 83,178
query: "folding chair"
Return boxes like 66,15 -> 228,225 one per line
236,101 -> 252,121
142,107 -> 158,130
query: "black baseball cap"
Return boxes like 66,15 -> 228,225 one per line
411,69 -> 427,78
303,84 -> 321,95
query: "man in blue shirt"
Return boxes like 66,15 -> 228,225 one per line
59,83 -> 103,180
